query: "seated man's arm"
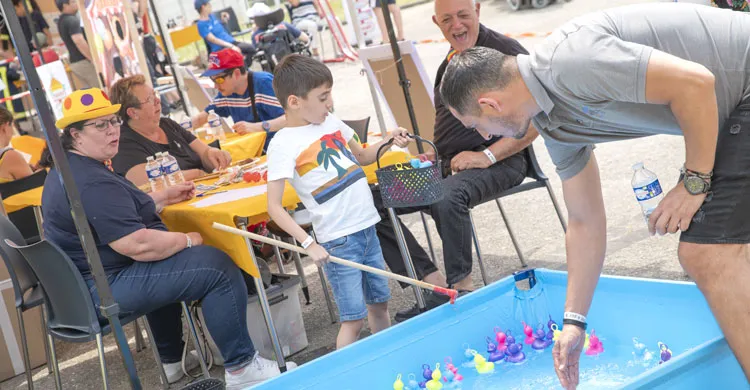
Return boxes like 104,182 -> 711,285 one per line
192,111 -> 209,128
205,32 -> 236,50
452,124 -> 538,172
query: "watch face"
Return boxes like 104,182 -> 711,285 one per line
685,176 -> 706,195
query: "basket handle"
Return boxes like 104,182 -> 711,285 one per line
375,134 -> 440,169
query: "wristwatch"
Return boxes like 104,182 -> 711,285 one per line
680,166 -> 712,195
262,121 -> 270,132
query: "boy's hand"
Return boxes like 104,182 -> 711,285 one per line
389,128 -> 411,148
307,243 -> 330,267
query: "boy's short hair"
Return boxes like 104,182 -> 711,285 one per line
55,0 -> 69,11
273,54 -> 333,109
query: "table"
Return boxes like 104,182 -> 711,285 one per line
252,269 -> 745,389
198,131 -> 267,163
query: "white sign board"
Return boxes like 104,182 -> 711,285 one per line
36,60 -> 74,121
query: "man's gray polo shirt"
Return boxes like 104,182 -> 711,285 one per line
518,3 -> 750,180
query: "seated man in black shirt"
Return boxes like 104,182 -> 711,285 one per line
375,0 -> 538,321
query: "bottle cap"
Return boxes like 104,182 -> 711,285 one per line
632,162 -> 644,171
146,156 -> 154,161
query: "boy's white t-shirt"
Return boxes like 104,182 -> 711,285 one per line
267,114 -> 380,243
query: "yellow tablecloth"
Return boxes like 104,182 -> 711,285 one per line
11,135 -> 46,166
2,186 -> 43,214
198,132 -> 267,163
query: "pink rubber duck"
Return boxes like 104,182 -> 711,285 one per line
493,327 -> 508,351
522,321 -> 535,345
585,329 -> 604,356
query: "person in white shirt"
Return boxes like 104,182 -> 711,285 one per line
267,54 -> 411,349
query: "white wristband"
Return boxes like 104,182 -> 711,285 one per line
301,235 -> 315,249
185,234 -> 192,249
482,148 -> 497,165
563,312 -> 587,323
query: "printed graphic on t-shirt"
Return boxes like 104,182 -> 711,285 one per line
295,130 -> 365,204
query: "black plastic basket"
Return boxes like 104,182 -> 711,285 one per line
375,135 -> 444,208
180,378 -> 225,390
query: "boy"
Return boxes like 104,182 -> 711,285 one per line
267,54 -> 410,348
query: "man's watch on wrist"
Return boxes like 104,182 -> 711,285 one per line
262,121 -> 271,132
680,165 -> 712,195
185,234 -> 192,249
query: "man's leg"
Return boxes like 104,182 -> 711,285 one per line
430,154 -> 527,290
233,41 -> 256,67
678,243 -> 750,377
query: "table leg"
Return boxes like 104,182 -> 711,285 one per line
33,206 -> 44,239
237,222 -> 288,372
387,208 -> 426,309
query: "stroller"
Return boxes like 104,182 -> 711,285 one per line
251,8 -> 311,73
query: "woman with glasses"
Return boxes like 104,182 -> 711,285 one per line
38,88 -> 292,387
109,74 -> 232,187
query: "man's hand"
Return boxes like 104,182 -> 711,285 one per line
451,150 -> 493,172
164,182 -> 196,205
648,182 -> 706,235
553,325 -> 585,390
186,232 -> 204,247
230,45 -> 241,53
205,148 -> 232,171
387,127 -> 411,148
306,243 -> 330,267
233,121 -> 264,134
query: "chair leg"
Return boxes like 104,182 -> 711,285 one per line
545,180 -> 567,233
317,265 -> 338,324
141,317 -> 170,390
495,199 -> 528,268
16,308 -> 34,390
181,302 -> 210,379
95,333 -> 109,390
468,210 -> 489,286
289,237 -> 311,305
40,309 -> 52,375
43,306 -> 62,390
271,234 -> 286,273
419,212 -> 438,264
134,319 -> 144,353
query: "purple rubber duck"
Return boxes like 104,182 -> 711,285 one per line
422,364 -> 432,380
532,324 -> 553,350
486,337 -> 505,362
546,315 -> 558,341
505,341 -> 526,363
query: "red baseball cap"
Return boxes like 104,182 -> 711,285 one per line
201,48 -> 245,77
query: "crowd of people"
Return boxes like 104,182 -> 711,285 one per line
0,0 -> 749,389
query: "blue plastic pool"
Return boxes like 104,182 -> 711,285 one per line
252,269 -> 747,389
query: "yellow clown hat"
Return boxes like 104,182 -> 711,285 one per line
56,88 -> 121,129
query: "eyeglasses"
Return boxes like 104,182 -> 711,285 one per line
139,90 -> 159,106
83,117 -> 122,132
210,71 -> 232,85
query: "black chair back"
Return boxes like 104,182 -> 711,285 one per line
254,8 -> 285,30
0,169 -> 47,242
524,144 -> 548,182
343,117 -> 371,144
0,169 -> 46,197
0,215 -> 36,308
5,239 -> 102,340
212,7 -> 241,33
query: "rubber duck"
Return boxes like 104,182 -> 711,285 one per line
486,337 -> 505,362
522,321 -> 535,345
532,324 -> 553,350
504,330 -> 514,346
551,323 -> 562,342
658,342 -> 673,364
505,341 -> 526,363
546,315 -> 558,341
425,364 -> 443,390
493,326 -> 507,348
394,374 -> 405,390
422,364 -> 433,380
407,374 -> 420,390
472,351 -> 495,374
632,338 -> 654,362
585,329 -> 604,356
583,332 -> 591,351
462,345 -> 477,368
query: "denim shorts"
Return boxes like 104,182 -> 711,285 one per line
320,226 -> 391,322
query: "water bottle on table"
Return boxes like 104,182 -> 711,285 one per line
145,156 -> 167,192
161,152 -> 185,185
207,110 -> 225,141
631,162 -> 664,222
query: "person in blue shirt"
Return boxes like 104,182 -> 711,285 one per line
192,49 -> 286,150
195,0 -> 255,67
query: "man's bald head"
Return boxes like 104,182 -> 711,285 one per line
433,0 -> 481,53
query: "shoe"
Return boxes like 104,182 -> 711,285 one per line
163,351 -> 201,384
225,352 -> 297,389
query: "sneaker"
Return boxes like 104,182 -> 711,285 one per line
163,351 -> 201,384
225,352 -> 297,389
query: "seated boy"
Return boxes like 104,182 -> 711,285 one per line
267,54 -> 410,349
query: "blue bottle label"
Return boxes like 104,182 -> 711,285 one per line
633,180 -> 662,201
146,167 -> 162,179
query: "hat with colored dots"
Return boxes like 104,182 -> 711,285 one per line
56,88 -> 121,129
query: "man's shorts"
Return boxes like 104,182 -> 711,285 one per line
681,97 -> 750,244
320,226 -> 391,322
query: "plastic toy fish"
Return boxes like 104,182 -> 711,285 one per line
585,329 -> 604,356
658,342 -> 673,364
522,321 -> 535,345
394,374 -> 404,390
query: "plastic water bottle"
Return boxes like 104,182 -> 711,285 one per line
207,110 -> 225,140
145,156 -> 167,192
632,162 -> 664,221
161,152 -> 185,185
155,152 -> 168,185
